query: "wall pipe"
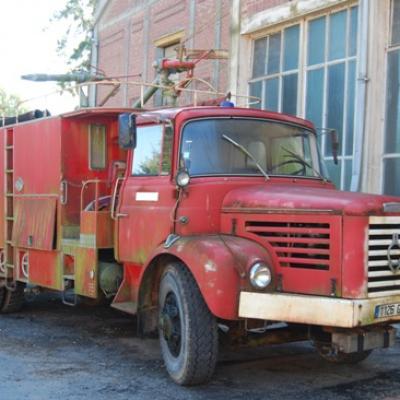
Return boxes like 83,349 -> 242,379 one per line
350,0 -> 369,192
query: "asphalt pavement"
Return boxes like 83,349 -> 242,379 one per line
0,295 -> 399,400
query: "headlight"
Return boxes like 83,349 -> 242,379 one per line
249,262 -> 272,289
175,170 -> 190,188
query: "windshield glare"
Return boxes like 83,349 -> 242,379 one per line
180,118 -> 327,179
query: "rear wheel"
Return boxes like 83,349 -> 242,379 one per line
158,263 -> 218,385
1,282 -> 25,313
316,343 -> 372,364
0,287 -> 5,309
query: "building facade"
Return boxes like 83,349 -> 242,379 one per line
93,0 -> 400,196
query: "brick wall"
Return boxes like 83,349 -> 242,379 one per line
242,0 -> 288,18
95,0 -> 288,107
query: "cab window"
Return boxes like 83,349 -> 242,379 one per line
132,124 -> 173,176
89,124 -> 107,170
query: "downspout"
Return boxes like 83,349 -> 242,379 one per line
89,0 -> 109,106
89,27 -> 99,107
229,0 -> 241,105
350,0 -> 369,192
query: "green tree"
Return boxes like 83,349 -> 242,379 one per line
52,0 -> 96,71
0,88 -> 26,116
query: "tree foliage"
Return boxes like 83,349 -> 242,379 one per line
52,0 -> 96,71
0,88 -> 26,116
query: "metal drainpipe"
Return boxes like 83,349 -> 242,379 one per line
229,0 -> 241,105
89,26 -> 99,107
350,0 -> 369,192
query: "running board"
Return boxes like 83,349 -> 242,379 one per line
111,301 -> 137,315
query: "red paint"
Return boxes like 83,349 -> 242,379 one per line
223,184 -> 400,216
28,250 -> 61,290
135,235 -> 272,320
13,197 -> 57,250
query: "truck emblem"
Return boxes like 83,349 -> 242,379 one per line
387,233 -> 400,273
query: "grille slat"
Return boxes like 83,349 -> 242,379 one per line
368,279 -> 400,288
369,249 -> 400,256
368,216 -> 400,296
368,270 -> 400,278
246,220 -> 331,271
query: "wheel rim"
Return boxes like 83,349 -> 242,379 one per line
160,291 -> 182,357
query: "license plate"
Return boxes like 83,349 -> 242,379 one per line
375,303 -> 400,318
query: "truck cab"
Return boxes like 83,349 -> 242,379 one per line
115,106 -> 400,384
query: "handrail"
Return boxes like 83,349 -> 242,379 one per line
110,177 -> 125,220
80,179 -> 108,212
10,79 -> 261,114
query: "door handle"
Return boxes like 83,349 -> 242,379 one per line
116,213 -> 128,218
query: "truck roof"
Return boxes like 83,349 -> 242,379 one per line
61,106 -> 315,130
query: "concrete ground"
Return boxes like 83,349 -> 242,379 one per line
0,295 -> 400,400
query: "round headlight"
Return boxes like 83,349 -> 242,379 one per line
249,262 -> 272,289
176,170 -> 190,188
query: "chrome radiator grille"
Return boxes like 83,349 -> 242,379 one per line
368,216 -> 400,297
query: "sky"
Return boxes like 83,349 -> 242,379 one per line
0,0 -> 78,114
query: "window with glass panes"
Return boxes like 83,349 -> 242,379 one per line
383,0 -> 400,196
249,5 -> 358,190
249,25 -> 300,115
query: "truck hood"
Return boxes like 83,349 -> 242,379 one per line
222,183 -> 400,216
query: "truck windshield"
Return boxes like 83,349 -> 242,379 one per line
180,118 -> 327,179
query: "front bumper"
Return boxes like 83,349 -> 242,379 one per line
239,292 -> 400,328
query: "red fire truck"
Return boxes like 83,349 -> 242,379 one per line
0,105 -> 400,385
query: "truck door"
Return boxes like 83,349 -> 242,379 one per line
116,123 -> 175,263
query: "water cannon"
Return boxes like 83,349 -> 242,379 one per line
21,72 -> 105,83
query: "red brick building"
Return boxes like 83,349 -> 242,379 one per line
92,0 -> 400,196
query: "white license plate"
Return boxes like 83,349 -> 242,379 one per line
375,303 -> 400,318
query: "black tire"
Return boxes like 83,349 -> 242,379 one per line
158,263 -> 218,385
1,282 -> 25,313
0,287 -> 5,309
316,343 -> 372,364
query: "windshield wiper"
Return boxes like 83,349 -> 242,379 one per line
282,147 -> 326,181
222,134 -> 270,180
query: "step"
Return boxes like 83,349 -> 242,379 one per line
5,145 -> 13,150
5,217 -> 14,221
5,240 -> 13,245
5,169 -> 14,173
5,263 -> 14,269
111,301 -> 137,315
63,274 -> 75,281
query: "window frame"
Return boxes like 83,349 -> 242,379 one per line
131,123 -> 173,177
178,116 -> 324,181
88,124 -> 107,171
249,23 -> 303,114
382,0 -> 400,195
248,2 -> 359,190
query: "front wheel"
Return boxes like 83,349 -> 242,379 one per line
159,263 -> 218,385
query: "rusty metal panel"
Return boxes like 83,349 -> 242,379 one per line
80,211 -> 113,248
13,197 -> 57,250
74,247 -> 98,298
14,118 -> 62,195
225,212 -> 342,297
0,128 -> 4,247
28,249 -> 62,290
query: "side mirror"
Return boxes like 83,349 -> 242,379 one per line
118,113 -> 137,149
330,130 -> 339,165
